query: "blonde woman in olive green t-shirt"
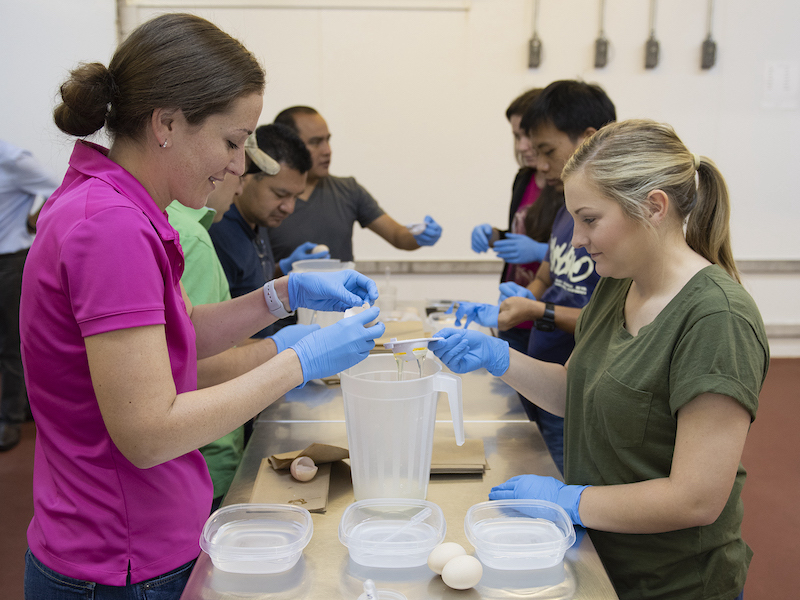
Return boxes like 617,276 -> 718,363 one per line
431,120 -> 768,600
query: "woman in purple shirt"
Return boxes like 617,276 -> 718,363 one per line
20,13 -> 383,599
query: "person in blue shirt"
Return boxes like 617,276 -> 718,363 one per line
0,140 -> 59,450
456,81 -> 616,473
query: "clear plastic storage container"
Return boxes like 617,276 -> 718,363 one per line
339,499 -> 446,568
200,504 -> 313,574
464,499 -> 575,570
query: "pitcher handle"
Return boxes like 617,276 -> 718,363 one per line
433,372 -> 465,446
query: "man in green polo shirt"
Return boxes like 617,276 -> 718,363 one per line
167,171 -> 318,511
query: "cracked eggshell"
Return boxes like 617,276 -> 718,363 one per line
427,542 -> 467,575
290,456 -> 318,482
312,244 -> 329,254
441,554 -> 483,590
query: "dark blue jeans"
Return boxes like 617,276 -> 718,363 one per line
25,549 -> 194,600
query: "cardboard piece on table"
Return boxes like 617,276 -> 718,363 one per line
430,438 -> 487,474
375,320 -> 426,347
250,459 -> 332,513
268,443 -> 349,471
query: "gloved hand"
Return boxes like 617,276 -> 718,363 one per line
288,270 -> 379,312
290,306 -> 386,385
492,233 -> 549,264
270,323 -> 321,354
278,242 -> 330,275
446,302 -> 499,329
412,215 -> 442,246
489,475 -> 590,527
471,223 -> 493,253
498,281 -> 536,303
428,328 -> 509,376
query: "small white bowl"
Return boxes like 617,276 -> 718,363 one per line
339,499 -> 446,568
200,504 -> 313,574
465,499 -> 575,570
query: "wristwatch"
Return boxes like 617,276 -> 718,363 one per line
263,280 -> 293,319
534,302 -> 556,332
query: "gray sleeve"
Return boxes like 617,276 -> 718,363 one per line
348,178 -> 385,228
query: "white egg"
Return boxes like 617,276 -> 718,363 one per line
441,554 -> 483,590
427,542 -> 467,575
312,244 -> 329,254
289,456 -> 318,482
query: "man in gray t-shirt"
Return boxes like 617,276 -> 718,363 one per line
269,106 -> 443,262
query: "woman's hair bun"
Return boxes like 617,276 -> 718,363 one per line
53,62 -> 115,137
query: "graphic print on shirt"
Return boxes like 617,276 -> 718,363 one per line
549,238 -> 595,298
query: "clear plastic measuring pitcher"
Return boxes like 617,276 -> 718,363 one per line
340,354 -> 464,500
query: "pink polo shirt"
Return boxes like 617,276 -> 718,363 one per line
20,141 -> 212,585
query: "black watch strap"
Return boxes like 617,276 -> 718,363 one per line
534,302 -> 556,332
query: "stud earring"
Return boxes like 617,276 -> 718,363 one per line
161,139 -> 168,148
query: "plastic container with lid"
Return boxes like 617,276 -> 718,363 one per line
200,503 -> 313,574
464,499 -> 575,570
339,499 -> 446,568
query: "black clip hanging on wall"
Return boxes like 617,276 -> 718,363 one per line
645,0 -> 660,69
701,0 -> 717,69
528,0 -> 542,68
594,0 -> 609,68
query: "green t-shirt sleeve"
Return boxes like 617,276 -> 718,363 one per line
180,232 -> 232,306
669,311 -> 768,420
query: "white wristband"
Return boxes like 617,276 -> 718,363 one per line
263,280 -> 293,319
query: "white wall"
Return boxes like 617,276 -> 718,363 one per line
113,0 -> 800,263
3,0 -> 798,352
1,0 -> 117,178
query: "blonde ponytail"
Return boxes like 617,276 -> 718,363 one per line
687,157 -> 740,283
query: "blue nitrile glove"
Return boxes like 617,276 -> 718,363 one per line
471,223 -> 493,253
498,281 -> 536,303
413,215 -> 442,246
446,302 -> 499,329
270,323 -> 320,354
489,475 -> 590,527
290,306 -> 386,385
428,328 -> 509,376
278,241 -> 331,274
288,270 -> 379,312
492,233 -> 549,264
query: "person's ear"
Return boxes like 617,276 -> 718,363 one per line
577,127 -> 598,145
150,108 -> 178,149
646,189 -> 670,224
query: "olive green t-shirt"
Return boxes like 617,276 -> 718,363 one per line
566,265 -> 769,600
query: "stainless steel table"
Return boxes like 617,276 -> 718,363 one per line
181,368 -> 618,599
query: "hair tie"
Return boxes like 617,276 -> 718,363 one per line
105,69 -> 119,118
692,153 -> 701,171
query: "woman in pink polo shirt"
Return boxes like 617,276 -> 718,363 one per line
20,13 -> 383,599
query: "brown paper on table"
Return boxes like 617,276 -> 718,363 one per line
267,443 -> 349,470
250,460 -> 332,513
430,438 -> 487,474
251,444 -> 350,513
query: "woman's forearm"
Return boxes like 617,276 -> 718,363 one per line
196,338 -> 277,389
190,280 -> 288,358
499,349 -> 568,417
